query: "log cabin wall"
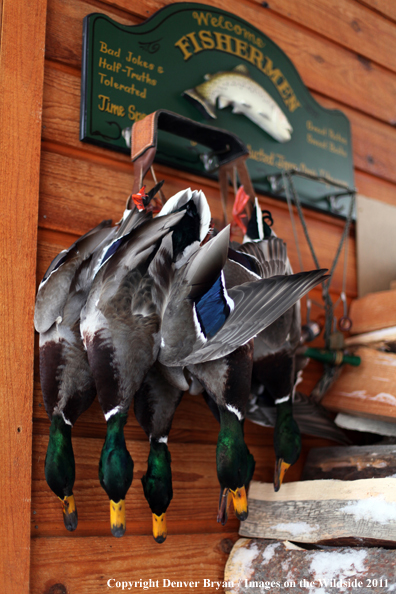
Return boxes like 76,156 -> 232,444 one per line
1,0 -> 395,593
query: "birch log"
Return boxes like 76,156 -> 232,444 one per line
240,478 -> 396,544
225,539 -> 396,594
302,444 -> 396,480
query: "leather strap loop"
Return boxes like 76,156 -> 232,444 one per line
130,110 -> 255,216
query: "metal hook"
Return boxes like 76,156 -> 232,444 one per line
200,144 -> 231,172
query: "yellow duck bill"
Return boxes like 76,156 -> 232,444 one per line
110,499 -> 126,537
274,459 -> 291,492
230,485 -> 248,521
152,513 -> 167,543
59,494 -> 78,531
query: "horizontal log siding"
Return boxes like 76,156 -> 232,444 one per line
30,0 -> 396,591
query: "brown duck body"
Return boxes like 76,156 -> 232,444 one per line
36,221 -> 116,425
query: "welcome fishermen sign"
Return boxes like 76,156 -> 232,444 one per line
81,3 -> 354,213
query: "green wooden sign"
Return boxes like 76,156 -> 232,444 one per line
81,3 -> 355,216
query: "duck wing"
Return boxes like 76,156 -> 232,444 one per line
84,210 -> 186,314
235,236 -> 301,354
223,255 -> 262,288
35,220 -> 114,334
237,237 -> 289,278
158,227 -> 231,365
177,269 -> 328,365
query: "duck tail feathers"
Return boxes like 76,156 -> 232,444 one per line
100,210 -> 186,279
238,237 -> 288,278
186,226 -> 230,300
157,188 -> 193,217
39,220 -> 113,287
157,188 -> 211,242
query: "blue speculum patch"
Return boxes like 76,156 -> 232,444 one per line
194,275 -> 230,338
100,237 -> 124,268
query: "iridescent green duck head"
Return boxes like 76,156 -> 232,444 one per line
141,439 -> 172,544
273,397 -> 301,491
45,414 -> 78,531
99,412 -> 133,537
216,407 -> 253,525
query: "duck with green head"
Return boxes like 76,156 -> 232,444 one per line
80,208 -> 187,536
185,339 -> 255,524
273,393 -> 302,490
99,413 -> 133,536
232,195 -> 305,489
35,220 -> 116,530
131,188 -> 212,542
35,186 -> 168,530
134,362 -> 185,542
157,230 -> 327,519
215,402 -> 256,524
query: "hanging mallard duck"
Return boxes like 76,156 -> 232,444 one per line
34,183 -> 165,531
36,108 -> 338,542
34,220 -> 114,530
232,191 -> 352,489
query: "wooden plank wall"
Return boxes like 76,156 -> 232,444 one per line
30,0 -> 396,592
0,1 -> 47,594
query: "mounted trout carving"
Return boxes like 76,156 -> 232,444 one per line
183,64 -> 293,143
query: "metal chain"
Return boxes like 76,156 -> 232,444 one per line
286,172 -> 321,269
282,170 -> 355,349
282,171 -> 305,272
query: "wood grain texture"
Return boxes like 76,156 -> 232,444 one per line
321,347 -> 396,422
41,63 -> 396,198
302,444 -> 396,481
249,0 -> 396,74
37,151 -> 357,296
0,0 -> 47,592
29,0 -> 396,587
225,538 -> 396,594
0,0 -> 3,46
349,290 -> 396,334
81,0 -> 396,125
38,149 -> 227,236
358,0 -> 396,23
354,170 -> 396,208
31,420 -> 336,537
30,532 -> 238,594
240,478 -> 396,543
315,93 -> 396,187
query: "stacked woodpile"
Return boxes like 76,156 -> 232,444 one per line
323,289 -> 396,435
